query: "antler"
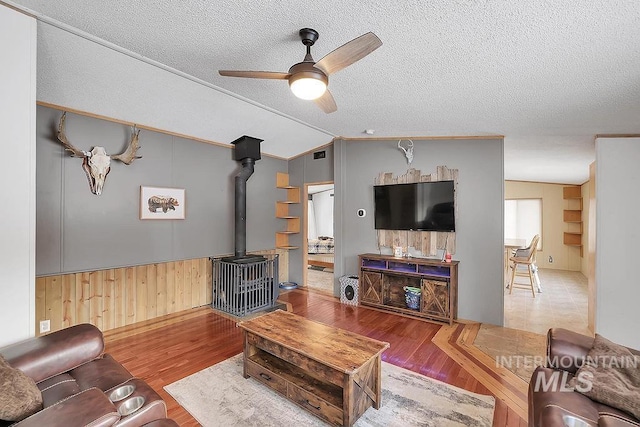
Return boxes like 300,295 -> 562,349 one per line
57,112 -> 88,158
398,139 -> 414,165
110,125 -> 142,165
397,140 -> 407,154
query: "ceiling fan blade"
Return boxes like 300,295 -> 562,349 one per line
218,70 -> 290,79
314,32 -> 382,75
314,89 -> 337,114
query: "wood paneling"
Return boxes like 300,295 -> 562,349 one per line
375,166 -> 457,256
61,275 -> 75,328
35,257 -> 213,336
35,250 -> 283,336
103,269 -> 115,331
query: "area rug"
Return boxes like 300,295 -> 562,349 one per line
165,354 -> 495,426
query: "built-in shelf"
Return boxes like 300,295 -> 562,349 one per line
563,186 -> 583,257
275,245 -> 298,250
275,172 -> 300,250
563,210 -> 582,223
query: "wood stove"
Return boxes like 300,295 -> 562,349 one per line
211,135 -> 280,316
211,254 -> 279,316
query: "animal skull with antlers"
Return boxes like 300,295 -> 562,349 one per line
57,112 -> 142,195
398,139 -> 414,165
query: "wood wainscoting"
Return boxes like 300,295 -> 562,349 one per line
35,249 -> 289,336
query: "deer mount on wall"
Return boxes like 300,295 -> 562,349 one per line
398,139 -> 414,165
57,112 -> 142,195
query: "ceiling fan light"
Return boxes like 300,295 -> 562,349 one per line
289,76 -> 327,100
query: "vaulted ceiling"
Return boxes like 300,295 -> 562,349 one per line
9,0 -> 640,184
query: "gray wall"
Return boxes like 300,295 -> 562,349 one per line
595,137 -> 640,349
334,138 -> 505,325
288,145 -> 335,284
36,106 -> 286,275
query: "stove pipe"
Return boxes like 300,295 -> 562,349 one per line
230,135 -> 263,258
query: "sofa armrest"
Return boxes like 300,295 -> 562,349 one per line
14,388 -> 119,427
0,324 -> 105,383
547,328 -> 594,374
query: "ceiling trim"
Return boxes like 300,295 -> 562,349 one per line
0,0 -> 32,16
288,140 -> 336,161
506,179 -> 585,187
339,135 -> 504,141
287,133 -> 506,161
595,134 -> 640,138
37,101 -> 289,160
4,0 -> 336,141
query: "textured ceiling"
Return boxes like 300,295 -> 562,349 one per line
8,0 -> 640,184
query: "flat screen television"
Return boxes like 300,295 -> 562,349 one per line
374,181 -> 455,231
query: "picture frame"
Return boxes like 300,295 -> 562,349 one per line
140,186 -> 186,220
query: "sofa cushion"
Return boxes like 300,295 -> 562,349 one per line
37,373 -> 81,407
574,334 -> 640,420
70,354 -> 133,392
0,355 -> 43,421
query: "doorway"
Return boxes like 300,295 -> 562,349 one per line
503,183 -> 592,337
303,182 -> 335,295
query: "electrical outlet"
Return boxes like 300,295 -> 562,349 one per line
39,319 -> 50,334
548,256 -> 553,264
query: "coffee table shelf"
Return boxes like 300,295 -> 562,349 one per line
247,349 -> 343,408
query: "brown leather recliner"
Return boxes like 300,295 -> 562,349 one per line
0,324 -> 176,427
529,328 -> 640,427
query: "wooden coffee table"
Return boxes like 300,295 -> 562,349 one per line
237,310 -> 390,426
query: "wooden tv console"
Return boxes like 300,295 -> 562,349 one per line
237,310 -> 389,426
359,253 -> 458,325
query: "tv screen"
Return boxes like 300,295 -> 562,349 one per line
374,181 -> 455,231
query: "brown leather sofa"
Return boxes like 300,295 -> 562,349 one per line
0,323 -> 178,427
529,328 -> 640,427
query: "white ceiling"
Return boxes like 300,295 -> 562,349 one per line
8,0 -> 640,184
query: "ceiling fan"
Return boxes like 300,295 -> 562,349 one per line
219,28 -> 382,113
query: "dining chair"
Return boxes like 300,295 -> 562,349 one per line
508,234 -> 541,297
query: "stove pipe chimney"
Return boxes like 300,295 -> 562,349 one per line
230,135 -> 262,259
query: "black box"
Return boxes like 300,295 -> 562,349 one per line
231,135 -> 262,161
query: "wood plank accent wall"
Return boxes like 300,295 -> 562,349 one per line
376,166 -> 458,256
35,249 -> 288,336
35,258 -> 212,337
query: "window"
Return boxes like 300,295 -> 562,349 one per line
505,199 -> 542,249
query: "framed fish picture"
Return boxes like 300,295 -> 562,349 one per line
140,186 -> 186,220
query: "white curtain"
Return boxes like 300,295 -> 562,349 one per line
312,190 -> 334,238
307,200 -> 318,240
505,199 -> 542,249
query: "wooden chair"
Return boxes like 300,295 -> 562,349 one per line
508,234 -> 540,297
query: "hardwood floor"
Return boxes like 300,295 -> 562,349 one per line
105,289 -> 527,426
